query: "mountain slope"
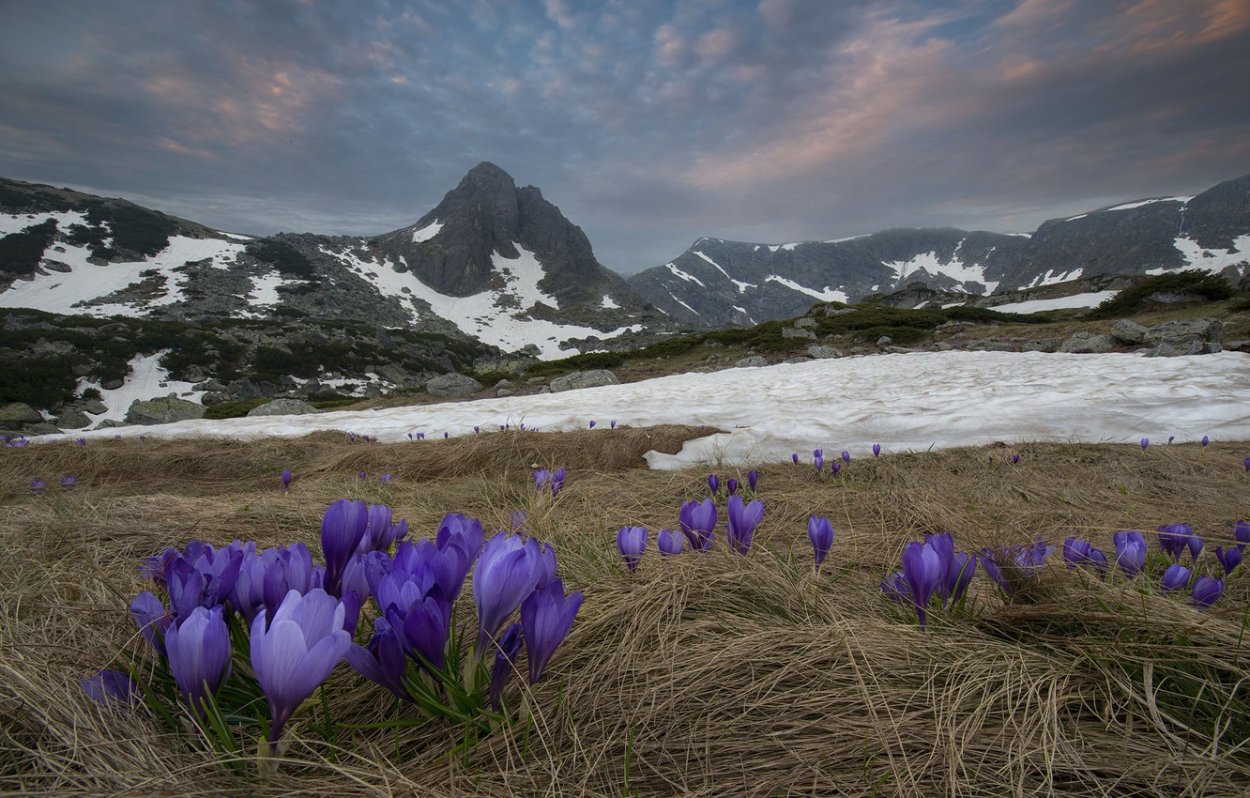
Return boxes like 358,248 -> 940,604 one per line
628,174 -> 1250,328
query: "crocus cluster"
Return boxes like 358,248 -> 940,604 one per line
882,533 -> 977,627
533,467 -> 567,497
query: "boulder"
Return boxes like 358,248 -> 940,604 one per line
246,398 -> 318,417
0,402 -> 42,427
125,397 -> 206,425
425,372 -> 483,397
876,335 -> 893,347
806,345 -> 843,359
1059,332 -> 1114,354
54,410 -> 92,429
1110,319 -> 1149,344
82,399 -> 108,415
21,422 -> 62,436
549,369 -> 620,392
1143,318 -> 1224,357
734,356 -> 769,368
782,326 -> 816,340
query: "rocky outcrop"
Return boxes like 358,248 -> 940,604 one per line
247,398 -> 317,417
0,402 -> 42,427
1142,318 -> 1224,357
1059,333 -> 1115,354
549,370 -> 620,392
425,373 -> 483,397
125,397 -> 206,425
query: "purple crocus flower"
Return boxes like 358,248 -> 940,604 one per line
473,531 -> 544,657
1012,454 -> 1020,464
813,453 -> 824,472
321,499 -> 369,595
444,432 -> 449,439
1201,435 -> 1210,448
489,622 -> 523,710
357,471 -> 367,480
1140,437 -> 1149,450
726,478 -> 738,495
616,526 -> 647,572
474,426 -> 481,434
346,617 -> 409,701
550,467 -> 567,496
747,470 -> 759,492
841,450 -> 851,465
1113,531 -> 1147,577
881,571 -> 910,602
947,552 -> 977,603
901,541 -> 944,628
30,479 -> 45,494
925,532 -> 956,599
251,588 -> 351,750
520,577 -> 584,684
726,495 -> 764,555
610,420 -> 617,429
1235,521 -> 1250,545
707,474 -> 720,495
74,437 -> 86,446
165,606 -> 231,713
678,498 -> 717,552
1157,524 -> 1194,561
387,590 -> 452,672
872,443 -> 881,458
60,475 -> 77,489
657,528 -> 683,556
1215,545 -> 1243,575
1161,563 -> 1191,592
81,669 -> 140,705
280,469 -> 292,491
130,591 -> 170,656
380,473 -> 394,484
791,453 -> 799,464
807,516 -> 833,569
1244,457 -> 1250,472
588,420 -> 596,429
1061,537 -> 1108,577
1192,576 -> 1223,608
830,461 -> 841,476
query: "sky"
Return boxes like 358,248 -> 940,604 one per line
2,1 -> 1248,275
55,350 -> 1250,469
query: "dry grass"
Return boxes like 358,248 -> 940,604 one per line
2,430 -> 1249,797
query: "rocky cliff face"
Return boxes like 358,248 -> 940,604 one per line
628,174 -> 1250,328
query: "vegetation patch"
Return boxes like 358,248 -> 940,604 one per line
0,219 -> 59,276
1088,270 -> 1235,318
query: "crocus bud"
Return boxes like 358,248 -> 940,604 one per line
726,478 -> 739,495
872,443 -> 881,458
657,528 -> 683,556
280,469 -> 292,491
707,474 -> 720,495
1113,531 -> 1146,577
841,450 -> 851,465
1140,438 -> 1149,450
1236,520 -> 1250,545
791,453 -> 799,464
726,495 -> 764,555
807,516 -> 833,569
616,526 -> 647,573
1215,545 -> 1243,575
1161,563 -> 1191,592
1201,435 -> 1209,448
1191,576 -> 1223,608
747,470 -> 759,492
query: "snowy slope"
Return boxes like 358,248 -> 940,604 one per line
75,351 -> 206,425
992,291 -> 1118,314
53,351 -> 1250,469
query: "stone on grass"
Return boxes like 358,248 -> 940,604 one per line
425,373 -> 483,397
125,397 -> 206,425
247,398 -> 317,417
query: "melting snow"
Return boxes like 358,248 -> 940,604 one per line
76,351 -> 206,425
410,220 -> 443,243
883,252 -> 997,295
1064,214 -> 1088,223
1027,268 -> 1084,288
325,244 -> 636,360
666,262 -> 705,287
1172,235 -> 1250,273
780,243 -> 800,251
0,210 -> 91,236
0,235 -> 245,315
600,295 -> 620,309
1105,196 -> 1192,212
693,250 -> 756,293
219,231 -> 253,241
248,270 -> 288,307
764,275 -> 849,303
667,290 -> 699,316
991,291 -> 1118,314
53,351 -> 1250,470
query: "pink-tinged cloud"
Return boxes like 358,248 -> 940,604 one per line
758,0 -> 795,31
654,23 -> 685,67
695,28 -> 737,64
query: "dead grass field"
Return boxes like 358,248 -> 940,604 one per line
1,428 -> 1248,797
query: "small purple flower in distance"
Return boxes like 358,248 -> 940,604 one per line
407,432 -> 413,441
281,469 -> 292,491
1215,545 -> 1242,575
791,453 -> 799,464
830,461 -> 841,476
872,443 -> 881,458
1161,563 -> 1191,592
1157,524 -> 1194,561
616,526 -> 647,572
31,479 -> 45,494
1140,437 -> 1149,450
60,475 -> 77,489
841,450 -> 851,465
726,478 -> 738,495
813,453 -> 824,472
707,474 -> 720,495
74,437 -> 86,446
1244,457 -> 1250,471
657,528 -> 683,556
747,470 -> 759,492
1012,454 -> 1020,464
610,420 -> 617,429
807,516 -> 833,569
588,420 -> 596,429
1192,576 -> 1223,608
550,467 -> 567,496
380,473 -> 394,483
444,432 -> 449,439
357,471 -> 366,480
474,426 -> 480,434
1201,435 -> 1209,448
416,431 -> 425,439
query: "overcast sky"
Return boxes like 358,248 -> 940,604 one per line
2,0 -> 1248,274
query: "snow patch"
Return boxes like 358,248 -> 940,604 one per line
666,262 -> 705,287
1105,196 -> 1192,212
218,231 -> 253,241
52,352 -> 1250,473
1172,235 -> 1250,273
992,291 -> 1118,314
1027,268 -> 1084,288
693,250 -> 756,293
600,295 -> 620,309
780,243 -> 800,251
410,220 -> 443,243
764,275 -> 849,303
0,210 -> 90,236
882,251 -> 998,295
667,290 -> 699,316
248,270 -> 288,307
77,351 -> 206,426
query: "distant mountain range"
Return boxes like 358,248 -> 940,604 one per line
626,174 -> 1250,328
2,165 -> 1248,349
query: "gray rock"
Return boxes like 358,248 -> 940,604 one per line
1142,318 -> 1224,357
125,397 -> 206,425
549,369 -> 620,392
376,364 -> 412,386
1021,339 -> 1059,353
54,410 -> 92,429
782,326 -> 817,340
71,364 -> 93,377
1146,338 -> 1209,357
494,379 -> 513,390
966,340 -> 1016,352
1059,332 -> 1115,353
247,398 -> 318,417
426,372 -> 483,397
735,355 -> 769,368
0,402 -> 42,427
21,422 -> 62,436
95,419 -> 126,429
1110,319 -> 1149,344
794,317 -> 818,329
82,399 -> 108,415
876,335 -> 893,347
806,345 -> 843,359
181,364 -> 207,383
